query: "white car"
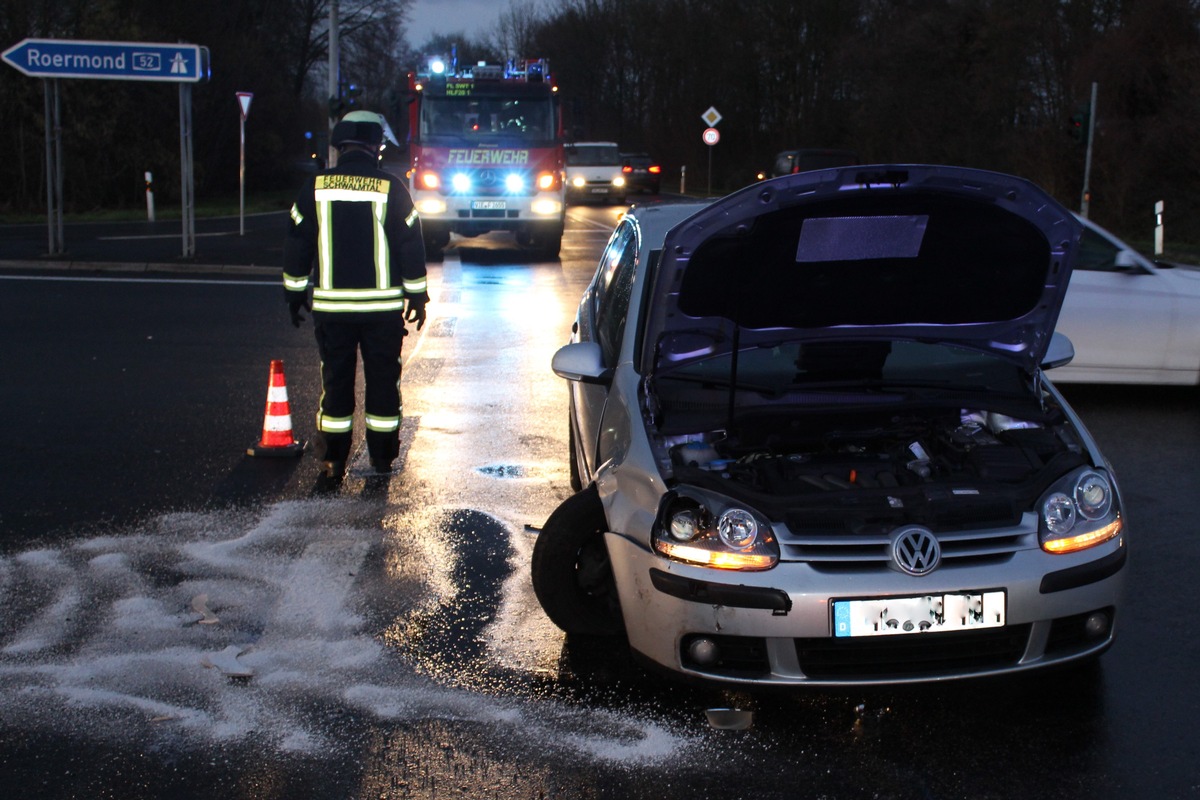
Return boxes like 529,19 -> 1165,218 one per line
1053,216 -> 1200,384
533,166 -> 1126,687
565,141 -> 626,204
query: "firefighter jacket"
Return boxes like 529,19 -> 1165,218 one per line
283,149 -> 428,320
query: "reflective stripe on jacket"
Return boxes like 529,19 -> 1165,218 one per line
282,150 -> 427,318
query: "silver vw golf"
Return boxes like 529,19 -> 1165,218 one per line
533,165 -> 1127,686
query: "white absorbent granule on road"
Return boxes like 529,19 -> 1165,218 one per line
0,500 -> 698,765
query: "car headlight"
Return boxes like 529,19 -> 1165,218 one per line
1039,468 -> 1121,553
653,491 -> 779,570
612,176 -> 626,188
571,176 -> 586,188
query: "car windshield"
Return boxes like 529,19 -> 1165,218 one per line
567,145 -> 621,165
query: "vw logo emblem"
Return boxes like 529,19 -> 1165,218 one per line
891,526 -> 941,576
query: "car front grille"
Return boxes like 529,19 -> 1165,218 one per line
779,512 -> 1038,569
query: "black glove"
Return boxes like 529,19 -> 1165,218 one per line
289,299 -> 307,328
405,298 -> 427,331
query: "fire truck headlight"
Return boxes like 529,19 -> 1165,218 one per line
416,198 -> 447,215
451,173 -> 472,193
505,173 -> 525,192
531,198 -> 562,216
418,171 -> 440,190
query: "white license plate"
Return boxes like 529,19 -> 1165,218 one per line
589,187 -> 610,194
471,200 -> 506,210
832,591 -> 1005,638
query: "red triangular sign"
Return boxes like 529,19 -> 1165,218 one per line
237,92 -> 253,120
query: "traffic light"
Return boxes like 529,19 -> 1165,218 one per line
1068,103 -> 1090,145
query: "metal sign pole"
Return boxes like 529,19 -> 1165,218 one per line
179,82 -> 195,258
237,92 -> 252,236
43,79 -> 56,254
239,112 -> 245,236
52,78 -> 63,254
42,78 -> 64,255
42,79 -> 53,255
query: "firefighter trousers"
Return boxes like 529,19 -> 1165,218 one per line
313,316 -> 405,465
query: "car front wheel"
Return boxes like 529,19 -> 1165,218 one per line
531,486 -> 624,636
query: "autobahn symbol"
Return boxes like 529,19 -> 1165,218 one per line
2,38 -> 205,82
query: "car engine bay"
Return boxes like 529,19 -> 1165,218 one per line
661,403 -> 1091,530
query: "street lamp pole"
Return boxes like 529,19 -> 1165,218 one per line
327,0 -> 339,168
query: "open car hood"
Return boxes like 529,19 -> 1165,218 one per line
641,165 -> 1083,377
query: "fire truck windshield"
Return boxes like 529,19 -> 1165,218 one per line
420,96 -> 554,144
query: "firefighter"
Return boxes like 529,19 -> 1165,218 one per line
283,110 -> 428,480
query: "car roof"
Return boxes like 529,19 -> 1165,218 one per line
626,200 -> 712,255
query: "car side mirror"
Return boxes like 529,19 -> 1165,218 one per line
1114,250 -> 1142,271
1042,332 -> 1075,370
552,341 -> 612,385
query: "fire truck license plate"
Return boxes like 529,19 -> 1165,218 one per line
471,200 -> 506,210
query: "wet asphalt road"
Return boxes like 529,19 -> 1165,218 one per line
0,208 -> 1198,799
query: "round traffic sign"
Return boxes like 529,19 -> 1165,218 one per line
703,127 -> 720,146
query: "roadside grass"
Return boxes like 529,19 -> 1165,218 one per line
1125,238 -> 1200,266
0,191 -> 294,224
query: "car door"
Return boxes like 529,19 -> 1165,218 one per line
571,220 -> 638,480
1054,223 -> 1176,381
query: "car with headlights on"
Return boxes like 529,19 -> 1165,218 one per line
565,141 -> 626,204
1050,215 -> 1200,384
532,165 -> 1127,687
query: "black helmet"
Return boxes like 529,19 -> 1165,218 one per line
330,110 -> 397,148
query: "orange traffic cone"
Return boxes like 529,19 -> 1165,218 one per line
247,359 -> 305,457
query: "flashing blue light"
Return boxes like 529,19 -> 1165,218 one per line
430,59 -> 445,75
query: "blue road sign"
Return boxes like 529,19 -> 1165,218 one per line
2,38 -> 206,82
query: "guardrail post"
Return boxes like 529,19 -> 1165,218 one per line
1154,200 -> 1164,256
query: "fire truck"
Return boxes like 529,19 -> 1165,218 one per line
405,57 -> 565,258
